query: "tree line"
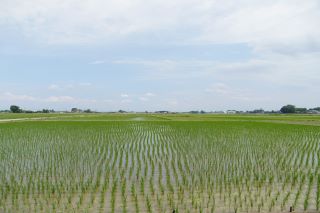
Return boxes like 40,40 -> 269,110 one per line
1,104 -> 319,114
280,105 -> 320,114
5,105 -> 94,114
8,105 -> 55,113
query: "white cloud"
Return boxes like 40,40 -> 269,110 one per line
138,92 -> 156,101
1,0 -> 319,111
48,84 -> 60,90
121,99 -> 132,103
0,92 -> 36,101
113,52 -> 320,90
114,59 -> 219,80
1,0 -> 319,54
65,84 -> 74,89
205,83 -> 230,95
0,92 -> 99,104
103,99 -> 113,103
139,97 -> 148,101
120,94 -> 129,98
78,82 -> 92,86
205,83 -> 270,102
45,96 -> 76,103
205,83 -> 241,99
167,99 -> 179,108
145,92 -> 155,97
48,82 -> 93,90
89,60 -> 105,65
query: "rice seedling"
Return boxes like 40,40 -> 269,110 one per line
0,115 -> 319,212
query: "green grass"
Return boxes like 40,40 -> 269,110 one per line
0,114 -> 320,212
2,112 -> 320,124
0,113 -> 75,120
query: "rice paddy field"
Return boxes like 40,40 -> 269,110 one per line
0,113 -> 320,212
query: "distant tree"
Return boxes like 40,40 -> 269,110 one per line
42,109 -> 50,113
189,111 -> 199,114
269,110 -> 279,114
118,110 -> 126,113
10,105 -> 22,113
311,107 -> 320,111
280,105 -> 296,113
252,109 -> 264,114
71,108 -> 79,113
84,109 -> 92,113
295,108 -> 307,114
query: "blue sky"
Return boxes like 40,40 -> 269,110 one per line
0,0 -> 319,111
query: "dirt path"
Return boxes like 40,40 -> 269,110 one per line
0,117 -> 53,123
0,115 -> 83,123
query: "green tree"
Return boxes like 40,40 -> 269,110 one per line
280,105 -> 296,113
295,108 -> 307,113
10,105 -> 22,113
71,108 -> 79,113
42,109 -> 50,113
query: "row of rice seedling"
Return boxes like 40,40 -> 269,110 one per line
0,120 -> 319,212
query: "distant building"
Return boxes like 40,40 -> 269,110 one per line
226,110 -> 237,114
307,110 -> 320,114
250,109 -> 265,114
71,108 -> 82,113
155,111 -> 169,114
211,111 -> 225,114
189,111 -> 199,114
